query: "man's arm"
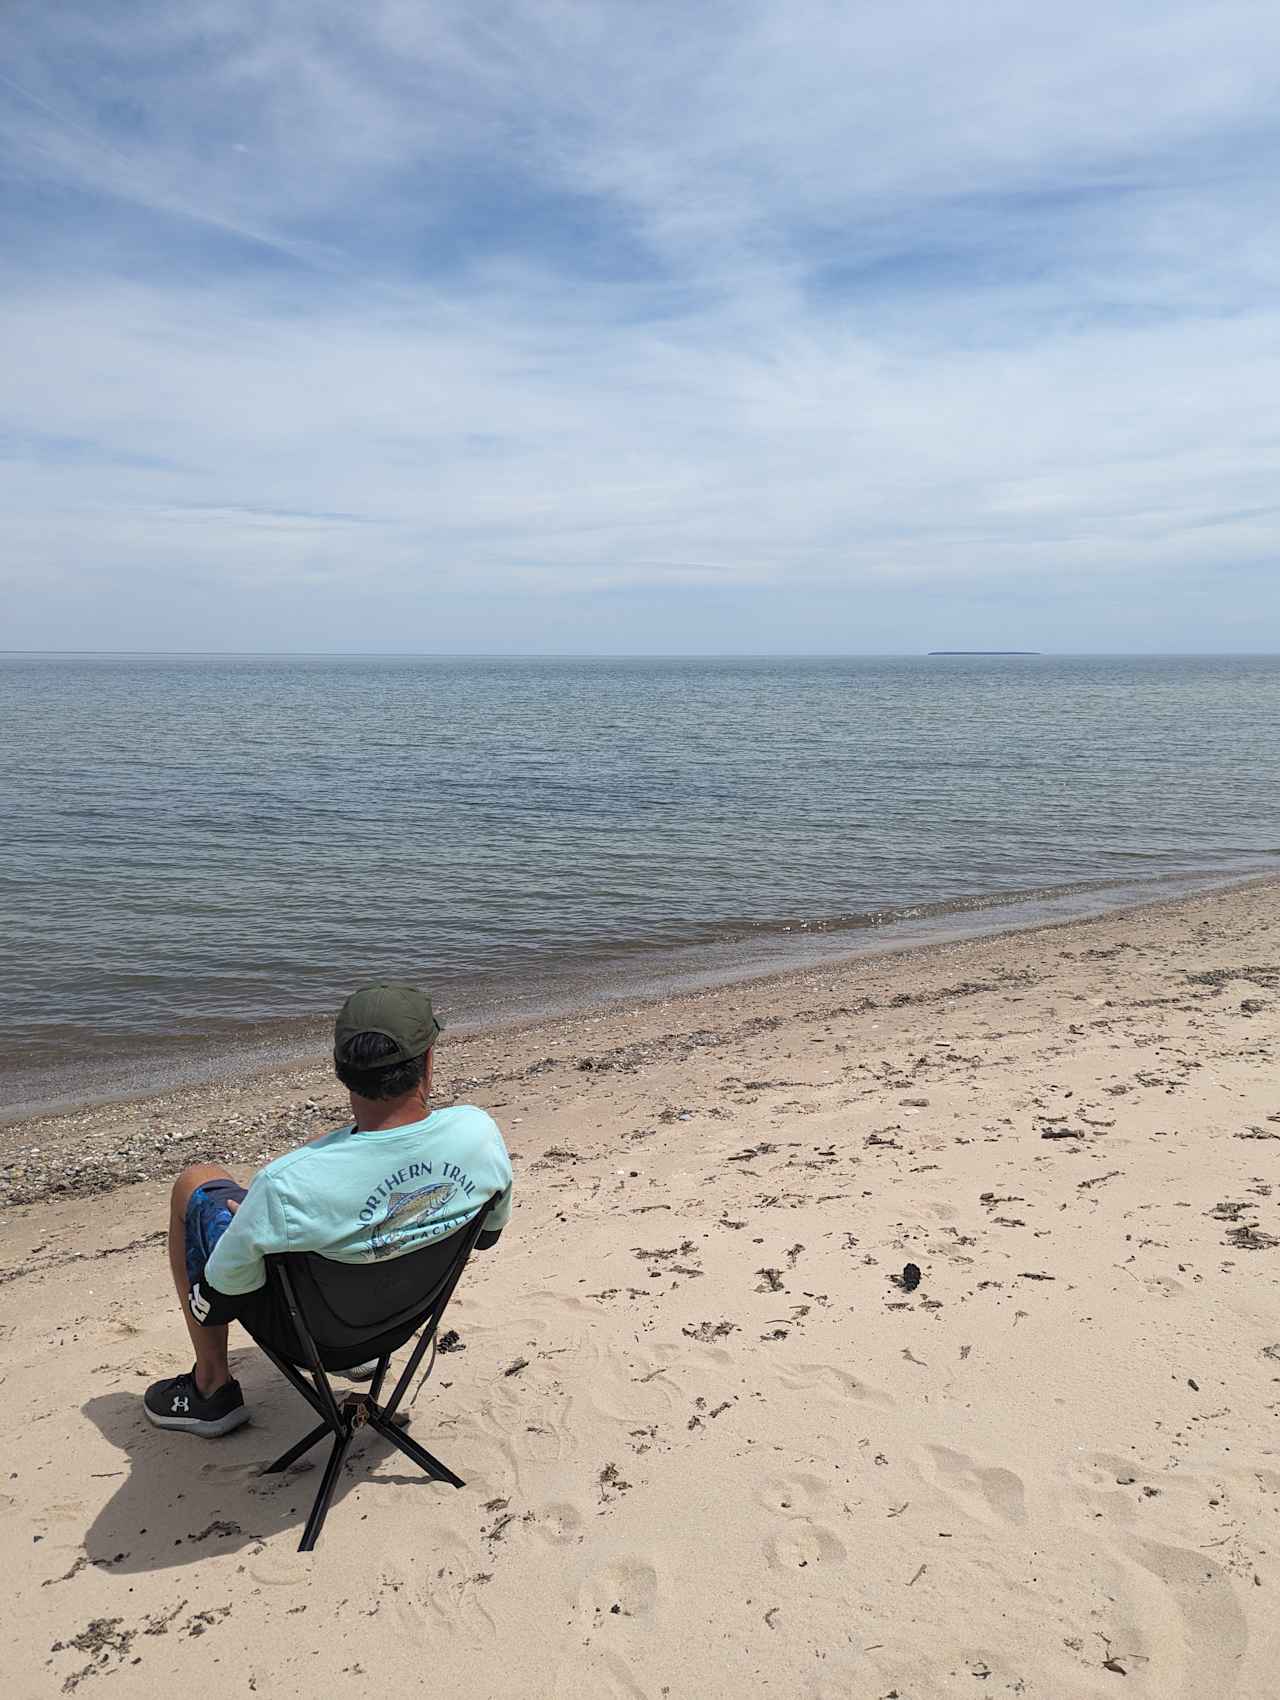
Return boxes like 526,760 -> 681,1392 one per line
202,1177 -> 284,1300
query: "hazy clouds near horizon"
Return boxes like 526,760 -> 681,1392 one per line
3,2 -> 1279,654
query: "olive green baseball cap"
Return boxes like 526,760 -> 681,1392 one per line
334,982 -> 443,1067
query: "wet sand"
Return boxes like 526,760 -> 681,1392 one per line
4,874 -> 1279,1697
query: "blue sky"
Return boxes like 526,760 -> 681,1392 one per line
3,1 -> 1279,653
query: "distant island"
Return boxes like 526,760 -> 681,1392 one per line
927,650 -> 1041,656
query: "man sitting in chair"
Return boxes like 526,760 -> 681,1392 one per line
144,983 -> 513,1437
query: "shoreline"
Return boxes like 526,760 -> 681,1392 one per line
5,866 -> 1278,1210
5,857 -> 1275,1131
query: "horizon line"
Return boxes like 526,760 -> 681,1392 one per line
3,648 -> 1280,661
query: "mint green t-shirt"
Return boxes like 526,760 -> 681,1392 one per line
204,1105 -> 513,1298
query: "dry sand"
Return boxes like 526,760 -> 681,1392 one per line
4,876 -> 1280,1698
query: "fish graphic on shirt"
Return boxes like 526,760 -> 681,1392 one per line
368,1181 -> 457,1259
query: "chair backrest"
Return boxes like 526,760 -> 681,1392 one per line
257,1202 -> 492,1371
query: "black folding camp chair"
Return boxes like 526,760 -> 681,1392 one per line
245,1202 -> 494,1551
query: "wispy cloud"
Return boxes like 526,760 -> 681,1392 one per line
3,2 -> 1279,650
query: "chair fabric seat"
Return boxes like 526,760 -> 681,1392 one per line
241,1228 -> 469,1371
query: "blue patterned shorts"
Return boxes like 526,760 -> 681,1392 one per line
184,1179 -> 248,1288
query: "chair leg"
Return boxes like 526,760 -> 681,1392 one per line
298,1430 -> 354,1552
369,1413 -> 465,1488
262,1418 -> 333,1475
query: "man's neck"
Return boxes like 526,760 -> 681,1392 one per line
350,1091 -> 429,1133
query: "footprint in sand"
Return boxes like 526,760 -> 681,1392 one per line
576,1555 -> 660,1621
527,1287 -> 596,1316
245,1548 -> 312,1588
774,1362 -> 895,1408
754,1470 -> 833,1516
529,1501 -> 585,1547
1117,1537 -> 1248,1699
416,1528 -> 499,1636
553,1567 -> 663,1699
920,1445 -> 1027,1526
1067,1450 -> 1161,1526
764,1519 -> 848,1571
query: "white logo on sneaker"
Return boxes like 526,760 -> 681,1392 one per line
173,1395 -> 190,1413
189,1282 -> 211,1323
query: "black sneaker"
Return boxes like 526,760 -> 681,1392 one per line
144,1367 -> 249,1437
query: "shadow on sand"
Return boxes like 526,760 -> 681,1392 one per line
78,1346 -> 457,1572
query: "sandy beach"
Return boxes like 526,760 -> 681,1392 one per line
4,874 -> 1279,1698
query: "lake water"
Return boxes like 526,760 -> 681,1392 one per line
2,653 -> 1277,1116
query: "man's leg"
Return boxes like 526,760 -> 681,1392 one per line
168,1162 -> 239,1396
144,1164 -> 252,1437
